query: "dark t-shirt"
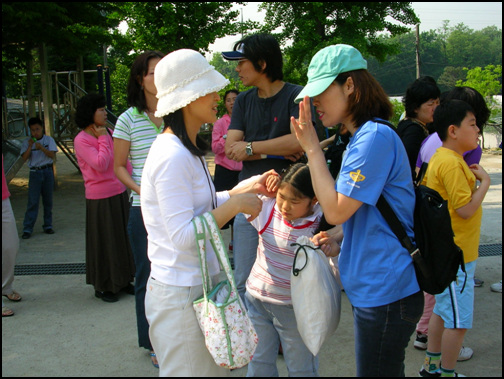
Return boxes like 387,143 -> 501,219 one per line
397,119 -> 429,179
229,82 -> 305,180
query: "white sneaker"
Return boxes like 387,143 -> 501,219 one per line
490,280 -> 502,293
457,346 -> 473,361
414,333 -> 428,350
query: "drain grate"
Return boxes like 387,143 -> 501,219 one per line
12,244 -> 501,276
479,243 -> 502,257
14,263 -> 86,276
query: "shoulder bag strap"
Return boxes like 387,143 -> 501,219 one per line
192,215 -> 212,297
201,212 -> 239,295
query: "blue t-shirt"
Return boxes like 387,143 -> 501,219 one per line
336,120 -> 419,307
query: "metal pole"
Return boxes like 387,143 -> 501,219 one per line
104,66 -> 112,112
415,24 -> 420,79
97,65 -> 104,95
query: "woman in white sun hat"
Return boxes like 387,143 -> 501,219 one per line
141,49 -> 277,376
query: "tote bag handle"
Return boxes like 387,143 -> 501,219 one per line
192,212 -> 239,298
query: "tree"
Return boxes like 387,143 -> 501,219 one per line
2,1 -> 120,112
457,65 -> 502,98
2,2 -> 118,77
437,66 -> 466,91
117,2 -> 258,55
457,65 -> 502,147
257,2 -> 419,84
366,22 -> 502,95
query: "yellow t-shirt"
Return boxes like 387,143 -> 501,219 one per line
424,147 -> 481,263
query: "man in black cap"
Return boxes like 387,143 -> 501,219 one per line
222,33 -> 314,304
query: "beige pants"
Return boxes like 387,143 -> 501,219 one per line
2,198 -> 19,307
145,276 -> 229,377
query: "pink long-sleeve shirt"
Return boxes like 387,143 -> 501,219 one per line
74,129 -> 131,200
211,114 -> 242,171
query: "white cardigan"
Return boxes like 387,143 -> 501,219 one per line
141,133 -> 230,286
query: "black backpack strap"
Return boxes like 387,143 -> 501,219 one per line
371,117 -> 396,131
416,162 -> 428,186
376,195 -> 416,254
376,195 -> 431,280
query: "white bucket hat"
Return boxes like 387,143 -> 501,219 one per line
154,49 -> 229,118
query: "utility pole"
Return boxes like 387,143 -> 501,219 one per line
415,24 -> 421,78
241,8 -> 244,39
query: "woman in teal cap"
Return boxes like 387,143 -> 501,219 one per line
292,44 -> 424,377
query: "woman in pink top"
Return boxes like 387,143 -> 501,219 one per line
211,89 -> 242,237
74,93 -> 134,303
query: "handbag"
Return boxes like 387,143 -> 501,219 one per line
192,212 -> 258,369
291,236 -> 341,356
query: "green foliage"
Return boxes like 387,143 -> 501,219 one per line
258,2 -> 419,85
390,99 -> 405,127
116,2 -> 258,54
456,65 -> 502,98
2,2 -> 118,76
368,23 -> 502,95
457,65 -> 503,128
2,1 -> 502,126
437,66 -> 467,91
109,62 -> 131,115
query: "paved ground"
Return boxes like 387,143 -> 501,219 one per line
2,151 -> 502,377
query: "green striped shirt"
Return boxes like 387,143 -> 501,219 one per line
113,107 -> 163,206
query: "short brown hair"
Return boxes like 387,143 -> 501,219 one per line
335,70 -> 392,128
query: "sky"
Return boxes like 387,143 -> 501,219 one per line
206,2 -> 502,57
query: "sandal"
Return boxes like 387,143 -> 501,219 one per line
149,351 -> 159,369
2,306 -> 14,317
3,291 -> 22,302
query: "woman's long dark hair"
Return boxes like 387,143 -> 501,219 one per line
163,109 -> 210,156
127,50 -> 164,112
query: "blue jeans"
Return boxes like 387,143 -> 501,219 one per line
352,290 -> 424,377
233,213 -> 259,305
128,206 -> 152,350
245,292 -> 319,377
23,167 -> 54,233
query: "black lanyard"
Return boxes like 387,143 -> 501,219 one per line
199,157 -> 216,210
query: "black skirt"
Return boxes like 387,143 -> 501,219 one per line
85,191 -> 135,293
213,164 -> 241,230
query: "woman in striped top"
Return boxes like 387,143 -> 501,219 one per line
113,50 -> 164,368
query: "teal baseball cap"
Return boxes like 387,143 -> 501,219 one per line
295,44 -> 367,103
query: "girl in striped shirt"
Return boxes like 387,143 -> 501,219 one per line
244,163 -> 339,377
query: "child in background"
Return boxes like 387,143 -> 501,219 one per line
243,163 -> 341,377
20,117 -> 58,239
419,100 -> 490,377
413,86 -> 490,359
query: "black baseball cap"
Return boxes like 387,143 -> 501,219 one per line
221,43 -> 245,61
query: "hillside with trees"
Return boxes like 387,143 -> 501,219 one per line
2,2 -> 501,118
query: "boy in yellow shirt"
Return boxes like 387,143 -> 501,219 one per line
419,99 -> 490,377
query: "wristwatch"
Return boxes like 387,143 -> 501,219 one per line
245,142 -> 253,156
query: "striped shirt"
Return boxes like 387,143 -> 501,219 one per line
246,197 -> 322,305
113,107 -> 163,206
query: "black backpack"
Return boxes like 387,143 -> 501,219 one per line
377,162 -> 467,295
